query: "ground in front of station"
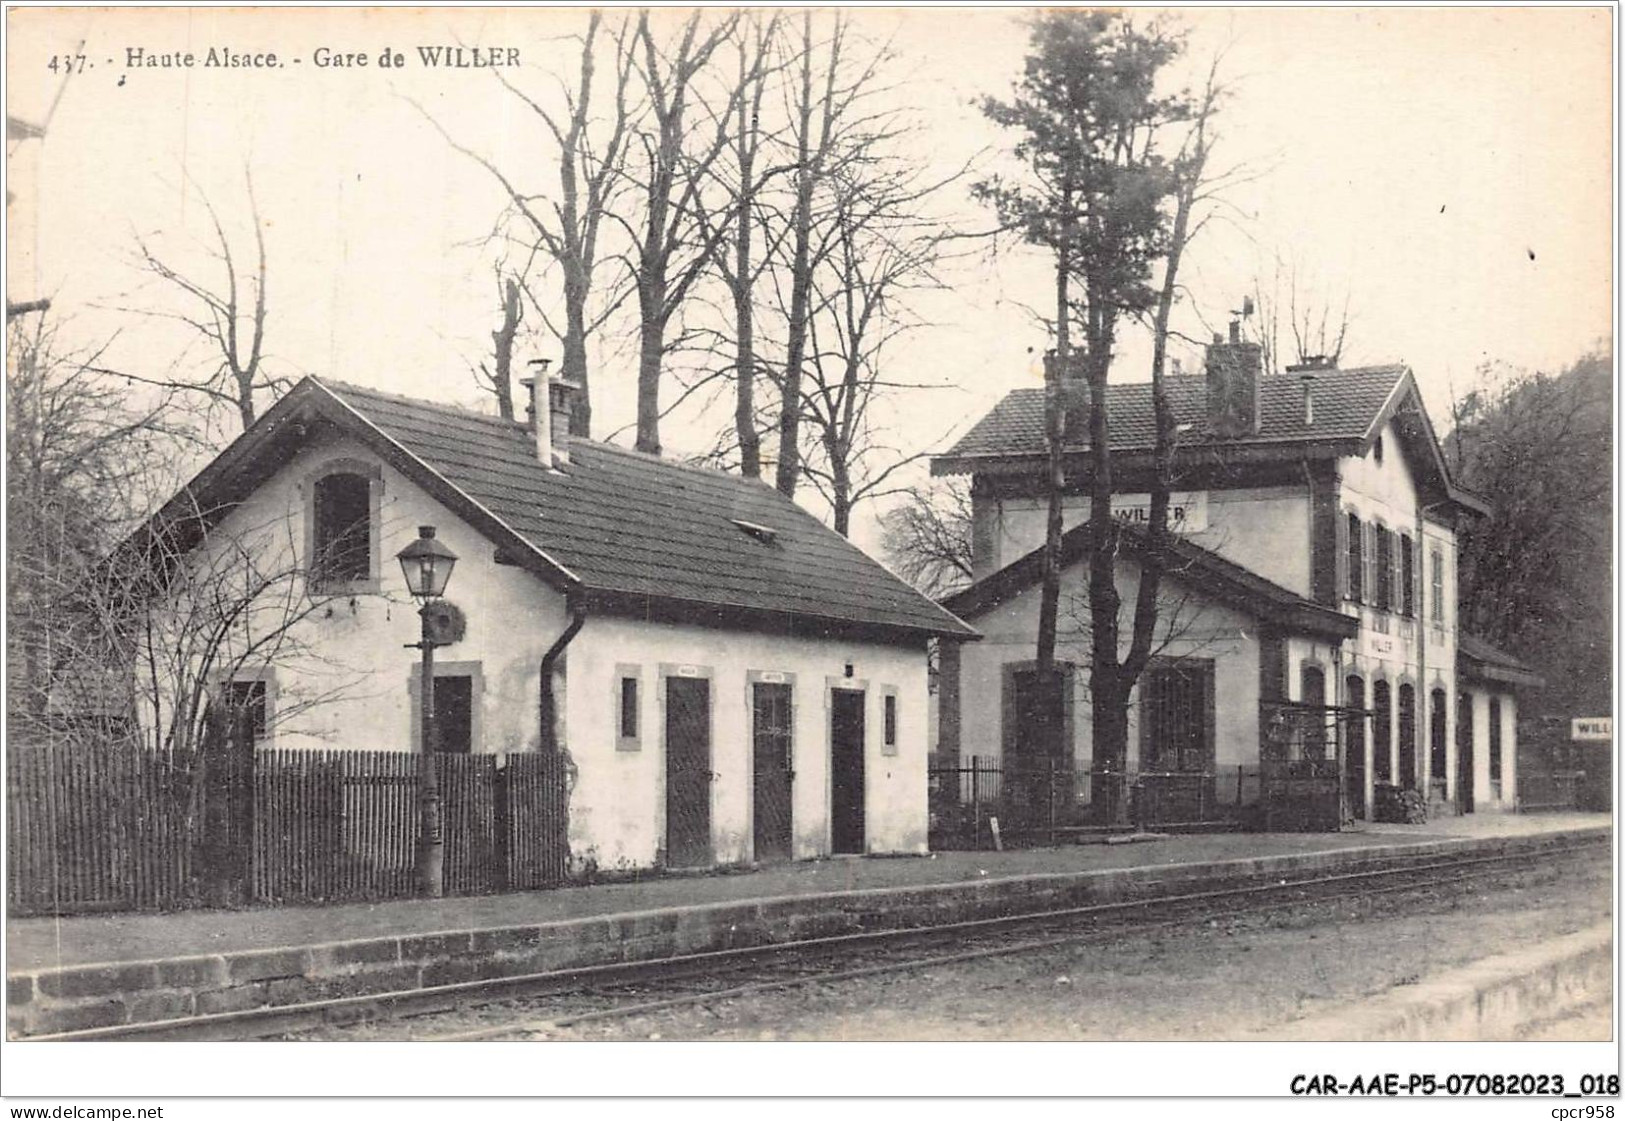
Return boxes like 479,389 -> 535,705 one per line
484,839 -> 1613,1042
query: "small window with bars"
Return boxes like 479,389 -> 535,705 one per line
223,677 -> 271,745
615,666 -> 641,750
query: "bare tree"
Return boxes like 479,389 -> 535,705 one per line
7,312 -> 191,733
623,9 -> 747,455
114,176 -> 288,434
423,11 -> 638,437
879,479 -> 974,597
770,11 -> 894,498
473,270 -> 524,421
701,13 -> 785,477
795,165 -> 956,535
1252,255 -> 1354,373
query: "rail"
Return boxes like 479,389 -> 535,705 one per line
26,832 -> 1608,1042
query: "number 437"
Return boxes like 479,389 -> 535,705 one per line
47,54 -> 88,73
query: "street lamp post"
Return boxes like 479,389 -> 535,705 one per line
397,525 -> 458,898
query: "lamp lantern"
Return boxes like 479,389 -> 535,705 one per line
395,525 -> 458,898
396,525 -> 457,601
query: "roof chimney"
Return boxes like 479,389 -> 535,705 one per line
522,358 -> 555,470
1205,320 -> 1263,437
548,374 -> 583,465
1285,356 -> 1335,427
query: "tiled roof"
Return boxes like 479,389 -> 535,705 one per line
1459,633 -> 1545,690
309,378 -> 973,641
938,366 -> 1409,463
943,519 -> 1358,642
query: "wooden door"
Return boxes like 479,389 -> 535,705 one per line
1457,691 -> 1475,813
1345,676 -> 1367,820
435,676 -> 473,753
752,683 -> 793,863
665,677 -> 712,867
830,689 -> 866,855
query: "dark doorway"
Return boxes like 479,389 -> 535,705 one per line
1457,691 -> 1475,813
752,683 -> 793,863
830,688 -> 866,855
665,676 -> 712,868
1372,681 -> 1392,782
1429,688 -> 1448,787
1397,684 -> 1417,790
1345,675 -> 1367,820
434,676 -> 473,753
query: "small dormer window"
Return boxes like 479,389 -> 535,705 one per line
731,519 -> 779,546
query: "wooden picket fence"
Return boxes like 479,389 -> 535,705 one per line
6,745 -> 571,915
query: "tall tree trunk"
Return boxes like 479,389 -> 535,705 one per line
1086,292 -> 1125,815
560,267 -> 592,436
636,282 -> 666,455
773,11 -> 832,493
1035,224 -> 1071,768
733,88 -> 761,477
490,277 -> 521,422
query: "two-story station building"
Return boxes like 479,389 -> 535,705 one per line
931,324 -> 1540,825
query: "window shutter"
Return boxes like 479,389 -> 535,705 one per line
1336,512 -> 1349,601
1364,523 -> 1378,608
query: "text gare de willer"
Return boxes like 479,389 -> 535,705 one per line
122,46 -> 522,70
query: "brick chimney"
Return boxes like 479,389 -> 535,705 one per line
1205,319 -> 1263,437
549,374 -> 585,450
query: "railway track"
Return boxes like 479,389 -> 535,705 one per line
414,839 -> 1612,1041
37,836 -> 1608,1042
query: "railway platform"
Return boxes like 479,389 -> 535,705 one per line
6,811 -> 1611,1038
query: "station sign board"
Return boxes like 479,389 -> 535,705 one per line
1571,717 -> 1612,742
1112,491 -> 1208,533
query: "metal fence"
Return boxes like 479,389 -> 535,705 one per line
1515,770 -> 1583,814
6,744 -> 570,916
928,756 -> 1270,849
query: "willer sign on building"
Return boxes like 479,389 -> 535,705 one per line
1111,492 -> 1208,533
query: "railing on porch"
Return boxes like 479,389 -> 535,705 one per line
1259,700 -> 1354,832
927,756 -> 1265,849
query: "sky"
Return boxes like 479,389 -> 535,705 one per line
6,6 -> 1615,554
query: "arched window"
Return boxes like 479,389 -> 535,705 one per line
1398,683 -> 1417,790
1372,680 -> 1392,782
1430,688 -> 1448,781
1300,664 -> 1327,760
1346,675 -> 1367,818
310,467 -> 378,591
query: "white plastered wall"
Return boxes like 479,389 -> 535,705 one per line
175,430 -> 933,872
166,430 -> 572,756
1337,418 -> 1460,814
986,486 -> 1311,596
564,617 -> 930,871
954,552 -> 1262,797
